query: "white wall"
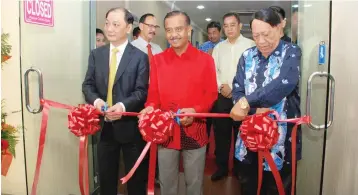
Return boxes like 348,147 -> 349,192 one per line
323,1 -> 358,194
1,0 -> 28,194
96,0 -> 205,50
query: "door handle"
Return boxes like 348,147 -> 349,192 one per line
24,67 -> 44,114
306,71 -> 335,130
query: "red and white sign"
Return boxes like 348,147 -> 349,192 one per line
24,0 -> 54,27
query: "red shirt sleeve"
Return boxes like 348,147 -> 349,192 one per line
193,55 -> 218,113
145,56 -> 160,108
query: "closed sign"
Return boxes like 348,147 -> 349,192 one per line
24,0 -> 54,27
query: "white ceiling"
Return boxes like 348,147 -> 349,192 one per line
166,1 -> 294,33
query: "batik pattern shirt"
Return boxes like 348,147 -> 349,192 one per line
232,40 -> 302,171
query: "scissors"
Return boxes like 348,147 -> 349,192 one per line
101,102 -> 111,121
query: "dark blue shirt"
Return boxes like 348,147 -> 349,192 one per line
233,40 -> 302,171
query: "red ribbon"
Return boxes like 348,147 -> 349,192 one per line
68,104 -> 102,195
119,109 -> 231,194
31,100 -> 101,195
240,111 -> 310,195
30,98 -> 309,195
120,109 -> 174,195
31,99 -> 73,195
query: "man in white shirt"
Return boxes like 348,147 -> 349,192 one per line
131,13 -> 163,57
211,12 -> 255,181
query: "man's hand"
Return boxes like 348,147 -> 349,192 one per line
138,106 -> 154,119
94,99 -> 106,112
220,84 -> 232,98
256,108 -> 270,114
106,103 -> 124,121
179,108 -> 196,127
230,98 -> 250,121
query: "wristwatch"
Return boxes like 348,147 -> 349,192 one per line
239,97 -> 249,110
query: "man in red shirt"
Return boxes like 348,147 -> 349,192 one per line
140,10 -> 218,195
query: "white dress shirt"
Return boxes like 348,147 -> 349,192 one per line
131,36 -> 163,55
94,40 -> 128,112
212,35 -> 256,90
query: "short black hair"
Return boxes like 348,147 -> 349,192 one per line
139,13 -> 155,24
164,10 -> 191,26
96,28 -> 104,35
269,6 -> 286,19
223,12 -> 241,24
250,8 -> 281,28
133,27 -> 141,37
105,7 -> 134,25
207,21 -> 221,32
292,7 -> 298,14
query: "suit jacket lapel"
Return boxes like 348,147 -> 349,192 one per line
114,43 -> 134,85
102,45 -> 110,86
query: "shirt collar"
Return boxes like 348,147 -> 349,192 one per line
211,39 -> 223,46
225,34 -> 243,45
138,36 -> 151,46
168,42 -> 196,59
110,40 -> 128,54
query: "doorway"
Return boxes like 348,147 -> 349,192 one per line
19,1 -> 333,195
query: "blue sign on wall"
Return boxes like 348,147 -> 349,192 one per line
318,41 -> 326,65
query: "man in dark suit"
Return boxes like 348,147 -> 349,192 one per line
82,7 -> 149,195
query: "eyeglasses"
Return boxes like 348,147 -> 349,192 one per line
142,22 -> 160,29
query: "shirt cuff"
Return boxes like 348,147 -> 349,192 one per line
93,98 -> 101,107
245,95 -> 259,108
117,102 -> 126,112
145,102 -> 156,109
217,79 -> 222,92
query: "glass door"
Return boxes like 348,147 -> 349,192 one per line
20,1 -> 95,194
295,1 -> 335,195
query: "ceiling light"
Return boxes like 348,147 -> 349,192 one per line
197,5 -> 205,9
304,4 -> 312,7
292,4 -> 299,8
205,18 -> 211,22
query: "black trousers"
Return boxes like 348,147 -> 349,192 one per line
212,94 -> 240,173
237,154 -> 292,195
206,108 -> 213,153
206,117 -> 213,138
98,123 -> 147,195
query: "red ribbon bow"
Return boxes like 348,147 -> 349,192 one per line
68,104 -> 101,136
240,111 -> 311,195
139,109 -> 174,144
68,104 -> 101,195
240,112 -> 279,152
120,109 -> 174,195
31,100 -> 100,195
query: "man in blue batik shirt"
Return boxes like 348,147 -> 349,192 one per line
230,8 -> 301,195
199,21 -> 224,54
